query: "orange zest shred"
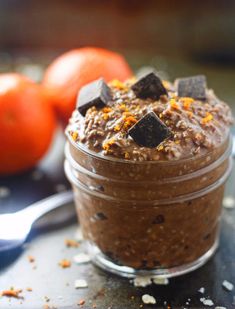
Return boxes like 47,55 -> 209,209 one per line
201,112 -> 213,124
170,99 -> 180,110
114,125 -> 121,132
78,299 -> 86,306
71,131 -> 78,141
28,255 -> 35,263
123,115 -> 137,129
26,287 -> 33,292
126,76 -> 137,85
175,140 -> 180,144
102,107 -> 112,121
162,80 -> 171,90
103,138 -> 115,151
65,239 -> 79,248
110,79 -> 127,90
122,111 -> 132,116
186,111 -> 193,118
1,288 -> 23,298
102,113 -> 109,121
124,152 -> 130,159
119,104 -> 128,112
157,145 -> 164,151
180,97 -> 194,110
102,107 -> 112,113
59,259 -> 71,268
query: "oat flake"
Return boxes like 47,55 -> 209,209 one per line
133,276 -> 152,287
152,277 -> 169,285
198,287 -> 205,294
200,297 -> 214,306
222,280 -> 234,291
74,279 -> 88,289
142,294 -> 156,304
73,253 -> 91,264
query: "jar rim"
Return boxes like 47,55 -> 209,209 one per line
66,130 -> 231,166
64,136 -> 232,185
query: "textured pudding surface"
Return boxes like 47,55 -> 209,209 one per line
67,79 -> 233,161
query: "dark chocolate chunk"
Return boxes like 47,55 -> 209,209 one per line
152,214 -> 165,224
131,72 -> 167,100
77,78 -> 112,116
176,75 -> 207,99
128,112 -> 172,148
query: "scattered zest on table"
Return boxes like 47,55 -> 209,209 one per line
58,259 -> 71,268
64,238 -> 80,248
1,288 -> 23,299
28,255 -> 35,263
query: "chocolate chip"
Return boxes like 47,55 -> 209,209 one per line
96,185 -> 104,192
141,259 -> 148,268
203,233 -> 211,240
104,251 -> 114,259
176,75 -> 207,100
128,112 -> 172,148
94,212 -> 107,221
153,260 -> 161,267
77,78 -> 112,116
131,72 -> 167,100
152,214 -> 165,224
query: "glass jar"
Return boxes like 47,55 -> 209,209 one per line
65,133 -> 232,278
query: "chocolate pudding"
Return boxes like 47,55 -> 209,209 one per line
65,73 -> 233,276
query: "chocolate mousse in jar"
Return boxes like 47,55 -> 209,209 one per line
65,73 -> 233,278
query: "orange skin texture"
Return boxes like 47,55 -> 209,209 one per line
42,47 -> 133,123
0,74 -> 56,175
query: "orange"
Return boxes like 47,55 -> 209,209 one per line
0,73 -> 56,175
42,47 -> 132,123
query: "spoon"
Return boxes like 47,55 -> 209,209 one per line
0,190 -> 73,252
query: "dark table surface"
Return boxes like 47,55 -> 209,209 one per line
0,56 -> 235,309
